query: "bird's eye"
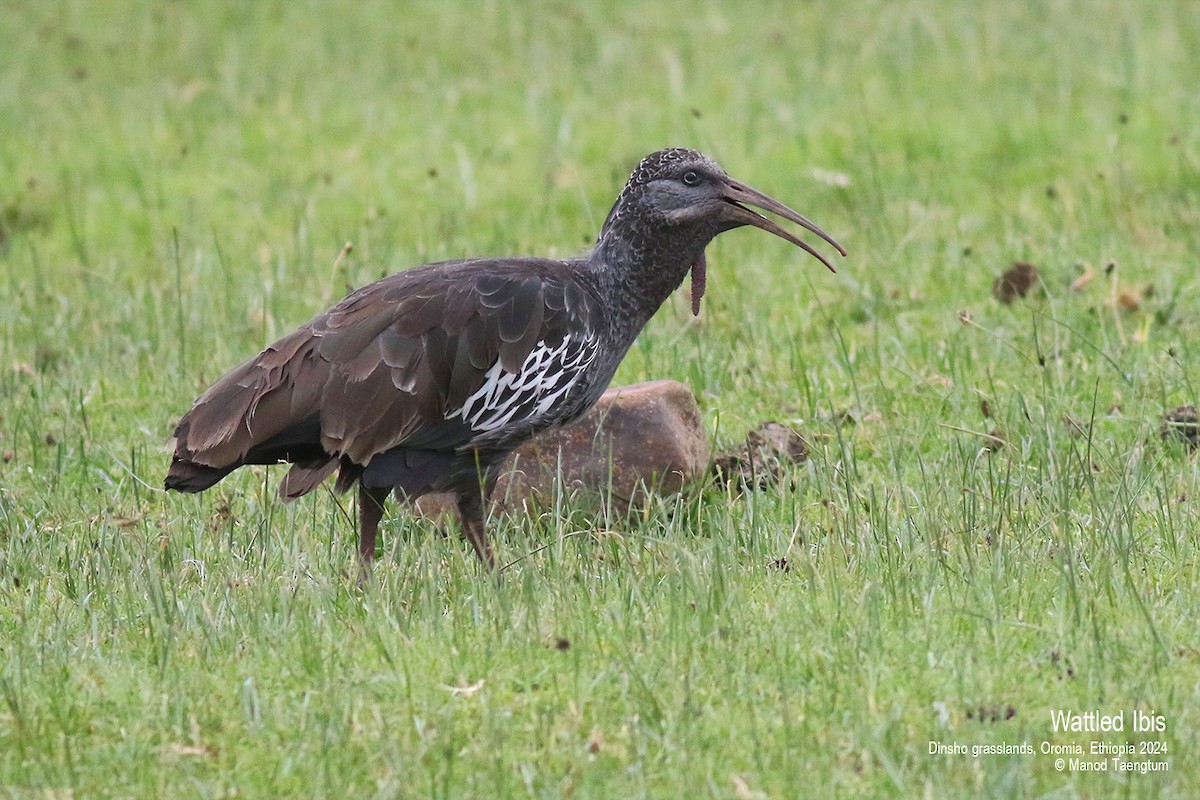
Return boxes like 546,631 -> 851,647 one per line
681,170 -> 701,186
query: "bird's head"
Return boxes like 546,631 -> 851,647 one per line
599,148 -> 845,314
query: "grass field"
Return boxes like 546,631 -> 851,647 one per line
2,1 -> 1199,797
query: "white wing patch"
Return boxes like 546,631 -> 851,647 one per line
446,333 -> 600,433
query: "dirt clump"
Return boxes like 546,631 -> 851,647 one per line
711,421 -> 809,490
992,262 -> 1040,304
981,428 -> 1007,452
966,705 -> 1017,723
1161,405 -> 1199,451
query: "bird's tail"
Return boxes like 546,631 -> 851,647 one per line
164,457 -> 238,493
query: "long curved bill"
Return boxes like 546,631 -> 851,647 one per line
721,180 -> 846,273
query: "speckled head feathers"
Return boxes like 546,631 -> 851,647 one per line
622,148 -> 723,193
598,148 -> 726,243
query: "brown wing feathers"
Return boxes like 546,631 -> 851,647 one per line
166,261 -> 587,501
175,327 -> 319,460
497,280 -> 545,370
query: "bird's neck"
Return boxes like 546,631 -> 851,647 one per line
589,222 -> 710,350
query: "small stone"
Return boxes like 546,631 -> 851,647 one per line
1114,290 -> 1140,312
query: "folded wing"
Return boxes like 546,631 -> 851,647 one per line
165,259 -> 599,500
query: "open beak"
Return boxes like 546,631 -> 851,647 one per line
720,180 -> 846,273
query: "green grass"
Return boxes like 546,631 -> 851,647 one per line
2,0 -> 1200,797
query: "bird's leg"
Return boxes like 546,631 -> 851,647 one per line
455,487 -> 495,571
358,483 -> 390,571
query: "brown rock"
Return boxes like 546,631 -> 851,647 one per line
416,380 -> 710,519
